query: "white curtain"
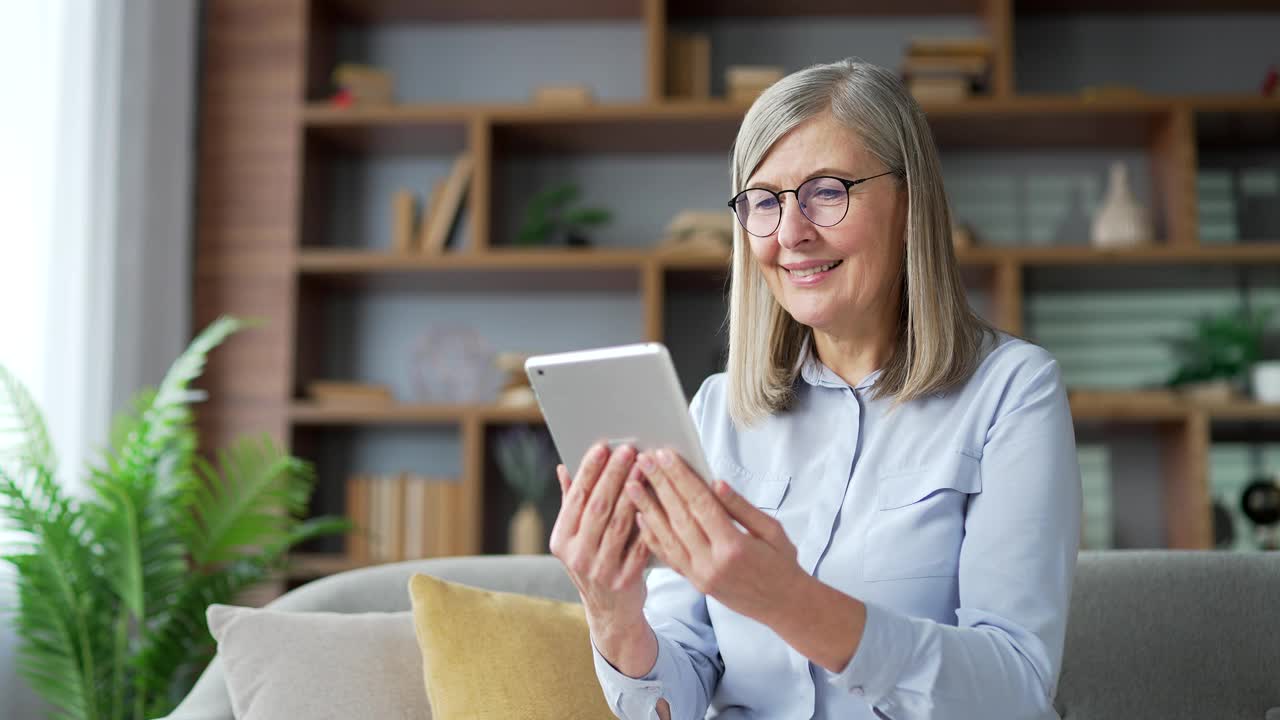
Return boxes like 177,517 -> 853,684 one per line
0,1 -> 197,716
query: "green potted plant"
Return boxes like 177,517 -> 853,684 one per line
494,424 -> 556,554
0,316 -> 346,720
516,182 -> 612,248
1164,307 -> 1272,402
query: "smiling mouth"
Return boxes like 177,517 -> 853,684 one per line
786,260 -> 843,278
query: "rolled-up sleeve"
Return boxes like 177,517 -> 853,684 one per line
820,357 -> 1081,719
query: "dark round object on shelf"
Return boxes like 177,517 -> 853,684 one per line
565,232 -> 592,248
1212,499 -> 1236,549
1240,478 -> 1280,527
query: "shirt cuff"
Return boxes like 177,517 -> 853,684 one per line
590,632 -> 671,718
818,599 -> 917,710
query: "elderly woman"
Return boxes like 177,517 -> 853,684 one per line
550,59 -> 1081,720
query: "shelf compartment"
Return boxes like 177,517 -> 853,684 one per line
304,97 -> 1229,153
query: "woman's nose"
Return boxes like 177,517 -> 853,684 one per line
775,196 -> 813,250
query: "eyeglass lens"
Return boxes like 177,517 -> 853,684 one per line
732,176 -> 850,237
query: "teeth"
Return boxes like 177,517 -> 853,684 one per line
789,260 -> 840,278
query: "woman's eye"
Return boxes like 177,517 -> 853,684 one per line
753,197 -> 778,210
814,189 -> 843,200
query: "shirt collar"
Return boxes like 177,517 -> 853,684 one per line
794,334 -> 884,391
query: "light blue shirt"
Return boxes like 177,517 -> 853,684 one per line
591,331 -> 1082,719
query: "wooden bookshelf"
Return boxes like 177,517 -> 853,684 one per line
195,0 -> 1280,585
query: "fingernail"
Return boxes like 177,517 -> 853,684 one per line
617,444 -> 635,459
637,453 -> 656,471
591,443 -> 608,461
657,449 -> 675,467
636,514 -> 646,529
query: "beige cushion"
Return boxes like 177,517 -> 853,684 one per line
206,604 -> 431,719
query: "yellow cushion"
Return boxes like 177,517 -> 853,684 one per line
408,573 -> 616,720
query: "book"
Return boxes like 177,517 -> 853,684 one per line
901,54 -> 990,78
413,179 -> 447,253
908,76 -> 971,103
346,474 -> 370,563
391,189 -> 417,254
419,153 -> 474,255
402,474 -> 427,559
388,473 -> 407,561
906,37 -> 994,59
308,380 -> 395,405
532,84 -> 594,105
665,32 -> 710,99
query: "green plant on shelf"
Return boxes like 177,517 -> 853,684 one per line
1164,307 -> 1273,389
0,316 -> 348,720
517,182 -> 612,248
494,424 -> 556,506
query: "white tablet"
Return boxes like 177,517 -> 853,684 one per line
524,342 -> 713,486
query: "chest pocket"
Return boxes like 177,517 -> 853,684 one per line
863,451 -> 982,582
716,459 -> 791,517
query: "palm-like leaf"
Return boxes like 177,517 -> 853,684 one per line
0,363 -> 58,476
1,466 -> 111,720
183,435 -> 314,567
2,315 -> 347,720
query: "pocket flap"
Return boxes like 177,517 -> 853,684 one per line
747,479 -> 790,509
876,453 -> 981,510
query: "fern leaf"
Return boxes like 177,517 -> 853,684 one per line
0,363 -> 58,476
184,435 -> 315,567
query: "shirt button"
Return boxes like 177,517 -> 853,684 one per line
851,687 -> 865,697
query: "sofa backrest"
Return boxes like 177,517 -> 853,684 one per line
1056,550 -> 1279,719
163,551 -> 1280,720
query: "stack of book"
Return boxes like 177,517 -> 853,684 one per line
901,37 -> 993,102
390,151 -> 474,255
345,473 -> 460,563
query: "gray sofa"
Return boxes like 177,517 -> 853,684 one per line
163,551 -> 1280,720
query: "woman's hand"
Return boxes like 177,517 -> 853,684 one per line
549,442 -> 652,624
628,448 -> 802,624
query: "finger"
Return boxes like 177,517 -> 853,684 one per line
563,442 -> 610,537
557,464 -> 570,495
636,451 -> 709,558
713,479 -> 784,545
627,480 -> 688,570
549,465 -> 571,549
591,465 -> 642,577
635,513 -> 678,572
611,532 -> 650,592
580,444 -> 637,550
652,448 -> 738,543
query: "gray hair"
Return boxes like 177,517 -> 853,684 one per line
724,58 -> 996,427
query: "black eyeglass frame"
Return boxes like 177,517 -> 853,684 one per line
726,170 -> 898,237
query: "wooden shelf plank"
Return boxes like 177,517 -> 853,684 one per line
294,244 -> 1280,278
963,244 -> 1280,265
1068,389 -> 1280,423
289,401 -> 544,426
317,0 -> 646,23
303,95 -> 1279,152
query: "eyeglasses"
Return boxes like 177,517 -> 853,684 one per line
727,171 -> 897,237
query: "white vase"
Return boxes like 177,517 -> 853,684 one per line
1091,162 -> 1153,248
1253,361 -> 1280,404
508,502 -> 546,555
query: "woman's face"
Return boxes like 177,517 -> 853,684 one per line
742,113 -> 907,334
